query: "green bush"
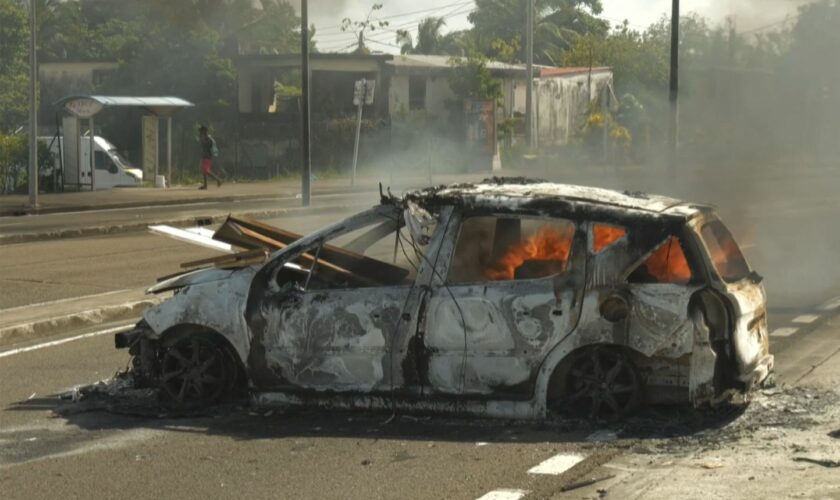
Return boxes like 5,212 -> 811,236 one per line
1,133 -> 56,194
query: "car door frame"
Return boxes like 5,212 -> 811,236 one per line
245,203 -> 450,396
417,208 -> 588,400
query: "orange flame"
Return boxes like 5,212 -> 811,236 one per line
644,237 -> 692,283
484,225 -> 575,281
593,224 -> 626,253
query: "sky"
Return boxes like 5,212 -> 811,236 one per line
305,0 -> 811,54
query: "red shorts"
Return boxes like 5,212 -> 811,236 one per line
201,159 -> 213,175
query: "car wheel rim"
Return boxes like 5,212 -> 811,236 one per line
566,347 -> 641,420
160,336 -> 228,406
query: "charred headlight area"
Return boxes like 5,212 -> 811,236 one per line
115,320 -> 161,388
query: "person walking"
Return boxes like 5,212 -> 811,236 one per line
198,125 -> 223,189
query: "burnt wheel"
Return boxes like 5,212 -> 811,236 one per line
564,347 -> 642,420
159,335 -> 232,408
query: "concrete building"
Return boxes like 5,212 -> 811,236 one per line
234,53 -> 613,147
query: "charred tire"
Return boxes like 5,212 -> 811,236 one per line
555,346 -> 643,420
158,334 -> 240,409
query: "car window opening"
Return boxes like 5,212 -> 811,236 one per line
592,224 -> 627,253
628,236 -> 692,284
306,212 -> 437,290
700,220 -> 751,283
449,216 -> 575,283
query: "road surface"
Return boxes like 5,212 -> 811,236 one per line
1,165 -> 839,498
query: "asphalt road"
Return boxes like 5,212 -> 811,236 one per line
0,310 -> 836,499
2,165 -> 840,498
0,191 -> 375,241
0,210 -> 360,310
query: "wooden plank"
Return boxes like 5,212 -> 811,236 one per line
236,226 -> 380,286
212,218 -> 265,250
227,215 -> 409,283
180,248 -> 269,270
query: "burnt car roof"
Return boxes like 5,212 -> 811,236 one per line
403,177 -> 706,221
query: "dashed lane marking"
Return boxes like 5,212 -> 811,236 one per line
527,453 -> 585,475
0,324 -> 133,359
475,489 -> 528,500
792,314 -> 820,324
771,327 -> 799,338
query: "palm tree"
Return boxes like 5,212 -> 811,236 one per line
469,0 -> 608,65
396,16 -> 448,55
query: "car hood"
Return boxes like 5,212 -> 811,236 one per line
125,168 -> 143,180
147,268 -> 237,294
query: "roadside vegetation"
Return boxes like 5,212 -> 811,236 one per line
2,0 -> 840,184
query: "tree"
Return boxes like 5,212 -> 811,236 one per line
341,3 -> 388,54
448,54 -> 503,101
0,0 -> 29,134
469,0 -> 607,64
396,16 -> 448,55
563,22 -> 669,94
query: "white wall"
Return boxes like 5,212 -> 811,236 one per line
389,74 -> 410,117
389,74 -> 458,123
534,72 -> 613,146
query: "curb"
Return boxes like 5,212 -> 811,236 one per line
0,193 -> 289,217
0,202 -> 371,245
0,297 -> 163,346
0,185 -> 379,217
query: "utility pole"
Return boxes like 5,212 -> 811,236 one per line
668,0 -> 680,176
300,0 -> 311,206
28,0 -> 38,208
525,0 -> 535,149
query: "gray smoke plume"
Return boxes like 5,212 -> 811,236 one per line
694,0 -> 812,30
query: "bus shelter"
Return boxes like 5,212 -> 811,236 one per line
54,95 -> 193,190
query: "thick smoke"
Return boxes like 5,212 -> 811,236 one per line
698,0 -> 811,30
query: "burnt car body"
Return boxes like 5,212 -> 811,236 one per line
117,179 -> 773,419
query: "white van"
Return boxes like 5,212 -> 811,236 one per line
43,135 -> 144,189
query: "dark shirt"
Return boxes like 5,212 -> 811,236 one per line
200,135 -> 214,159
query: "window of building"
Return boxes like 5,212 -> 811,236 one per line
627,237 -> 693,284
448,216 -> 576,284
409,75 -> 426,110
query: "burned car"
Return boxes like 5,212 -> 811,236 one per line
116,178 -> 773,419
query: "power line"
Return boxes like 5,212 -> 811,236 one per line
741,15 -> 798,35
317,5 -> 477,53
315,0 -> 474,34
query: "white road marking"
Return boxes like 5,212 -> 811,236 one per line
771,327 -> 798,338
528,453 -> 585,475
0,289 -> 133,313
817,296 -> 840,311
0,324 -> 134,359
792,314 -> 820,324
476,489 -> 529,500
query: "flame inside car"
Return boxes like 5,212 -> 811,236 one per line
484,224 -> 575,281
593,224 -> 627,253
642,237 -> 692,283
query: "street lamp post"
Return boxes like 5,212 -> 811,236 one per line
525,0 -> 535,149
300,0 -> 312,206
668,0 -> 680,176
28,0 -> 38,208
